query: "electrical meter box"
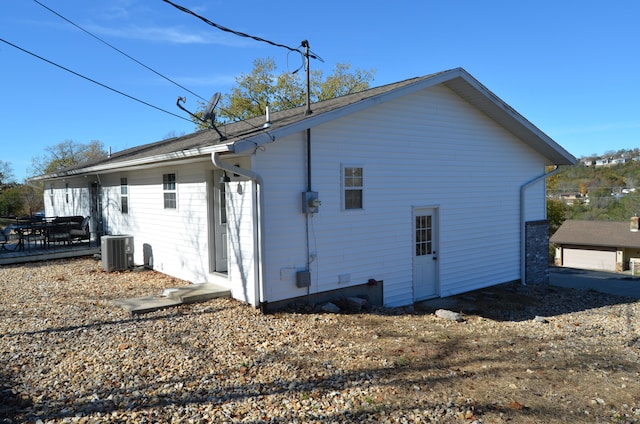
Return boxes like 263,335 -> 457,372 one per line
296,270 -> 311,288
302,191 -> 320,214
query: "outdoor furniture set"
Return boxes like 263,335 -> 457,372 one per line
0,215 -> 90,252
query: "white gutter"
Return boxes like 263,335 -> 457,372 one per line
30,144 -> 232,182
520,166 -> 560,285
211,152 -> 265,310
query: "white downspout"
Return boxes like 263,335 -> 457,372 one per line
520,166 -> 560,285
211,152 -> 265,310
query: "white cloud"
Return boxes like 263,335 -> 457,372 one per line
100,6 -> 130,21
87,24 -> 252,47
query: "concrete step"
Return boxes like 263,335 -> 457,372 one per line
114,296 -> 183,314
115,282 -> 231,314
163,282 -> 231,303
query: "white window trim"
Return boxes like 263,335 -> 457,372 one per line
120,177 -> 129,214
162,172 -> 178,210
341,164 -> 365,211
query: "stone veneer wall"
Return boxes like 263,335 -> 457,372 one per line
525,220 -> 549,284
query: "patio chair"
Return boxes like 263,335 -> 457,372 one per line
1,226 -> 14,252
69,216 -> 90,243
47,220 -> 71,246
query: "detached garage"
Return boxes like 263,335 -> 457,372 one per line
560,247 -> 617,272
551,219 -> 640,272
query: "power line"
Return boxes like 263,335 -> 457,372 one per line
0,37 -> 192,122
160,0 -> 324,62
161,0 -> 297,52
31,0 -> 207,102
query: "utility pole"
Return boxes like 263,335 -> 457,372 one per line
302,40 -> 312,116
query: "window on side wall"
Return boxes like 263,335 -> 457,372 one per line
342,165 -> 363,210
65,183 -> 69,204
120,177 -> 129,214
163,173 -> 177,209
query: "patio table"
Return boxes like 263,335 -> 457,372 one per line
12,225 -> 27,252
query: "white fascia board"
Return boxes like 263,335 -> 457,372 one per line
446,69 -> 577,165
30,143 -> 234,181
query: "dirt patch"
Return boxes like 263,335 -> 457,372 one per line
1,258 -> 639,423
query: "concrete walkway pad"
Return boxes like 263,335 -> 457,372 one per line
114,296 -> 183,314
114,282 -> 231,314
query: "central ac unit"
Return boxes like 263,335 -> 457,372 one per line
101,235 -> 134,272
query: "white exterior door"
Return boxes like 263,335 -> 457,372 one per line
413,207 -> 438,300
213,171 -> 228,272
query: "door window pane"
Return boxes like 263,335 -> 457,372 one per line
415,215 -> 433,256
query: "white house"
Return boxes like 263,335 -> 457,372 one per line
32,68 -> 576,310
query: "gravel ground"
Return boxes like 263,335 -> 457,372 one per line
1,257 -> 640,423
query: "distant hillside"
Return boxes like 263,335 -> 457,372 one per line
548,148 -> 640,222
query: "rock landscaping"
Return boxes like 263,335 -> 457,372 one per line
1,257 -> 639,423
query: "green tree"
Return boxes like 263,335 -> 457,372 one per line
0,160 -> 14,188
194,58 -> 375,129
0,185 -> 23,217
316,63 -> 374,100
0,161 -> 22,217
547,198 -> 567,236
30,140 -> 108,176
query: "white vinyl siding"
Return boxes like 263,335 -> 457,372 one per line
162,173 -> 177,209
225,179 -> 257,305
100,162 -> 221,286
44,179 -> 92,218
255,84 -> 547,306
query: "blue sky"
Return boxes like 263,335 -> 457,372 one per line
2,1 -> 640,182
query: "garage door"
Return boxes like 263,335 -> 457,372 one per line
562,248 -> 616,271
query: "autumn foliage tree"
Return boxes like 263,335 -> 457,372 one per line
193,58 -> 375,129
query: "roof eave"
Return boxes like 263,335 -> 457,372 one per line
234,68 -> 577,166
29,143 -> 233,181
443,69 -> 576,166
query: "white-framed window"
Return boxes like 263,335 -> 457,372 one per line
163,173 -> 177,209
65,183 -> 69,204
49,184 -> 54,207
120,177 -> 129,214
342,165 -> 364,210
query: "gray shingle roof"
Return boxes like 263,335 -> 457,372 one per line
550,219 -> 640,248
32,67 -> 576,180
33,73 -> 432,179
